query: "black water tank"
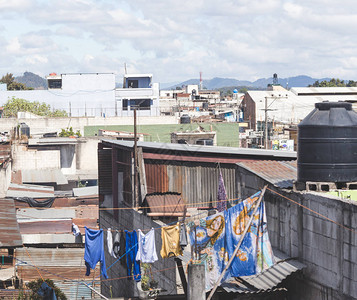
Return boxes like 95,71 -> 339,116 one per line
297,101 -> 357,183
180,114 -> 191,124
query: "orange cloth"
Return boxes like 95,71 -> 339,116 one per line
160,223 -> 182,258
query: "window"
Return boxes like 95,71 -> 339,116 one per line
127,80 -> 138,88
48,79 -> 62,89
122,99 -> 128,110
129,99 -> 151,110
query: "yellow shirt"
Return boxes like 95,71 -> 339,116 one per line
160,223 -> 183,258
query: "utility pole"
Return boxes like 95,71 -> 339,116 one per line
133,108 -> 138,208
264,96 -> 268,149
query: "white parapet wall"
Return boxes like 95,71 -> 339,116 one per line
0,116 -> 178,135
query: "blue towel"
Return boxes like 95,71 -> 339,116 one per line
84,227 -> 108,279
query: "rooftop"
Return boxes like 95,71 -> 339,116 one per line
101,139 -> 296,160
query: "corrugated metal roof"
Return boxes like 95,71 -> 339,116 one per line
18,220 -> 72,234
16,248 -> 101,299
7,183 -> 55,198
221,249 -> 305,294
0,198 -> 22,248
144,192 -> 186,215
73,186 -> 98,197
102,139 -> 296,159
22,169 -> 68,185
237,160 -> 297,188
0,267 -> 15,281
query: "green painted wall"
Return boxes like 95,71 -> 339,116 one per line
84,123 -> 240,147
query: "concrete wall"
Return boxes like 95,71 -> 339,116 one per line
236,167 -> 357,300
100,207 -> 178,298
0,116 -> 177,136
76,138 -> 99,172
12,144 -> 61,171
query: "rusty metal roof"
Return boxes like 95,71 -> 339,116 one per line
18,220 -> 72,234
7,183 -> 55,198
0,198 -> 22,248
221,249 -> 305,294
143,192 -> 186,216
237,160 -> 297,188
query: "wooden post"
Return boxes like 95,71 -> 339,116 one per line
207,186 -> 267,300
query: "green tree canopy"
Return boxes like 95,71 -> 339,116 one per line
308,78 -> 357,87
25,278 -> 67,300
2,97 -> 68,118
0,73 -> 33,90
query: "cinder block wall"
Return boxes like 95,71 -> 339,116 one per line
100,207 -> 177,298
237,167 -> 357,299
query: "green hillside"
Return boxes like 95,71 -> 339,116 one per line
84,123 -> 240,147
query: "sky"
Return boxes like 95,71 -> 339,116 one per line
1,0 -> 357,83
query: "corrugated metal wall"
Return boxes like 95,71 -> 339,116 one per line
16,248 -> 101,299
145,161 -> 237,206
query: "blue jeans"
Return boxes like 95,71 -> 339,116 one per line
125,230 -> 141,281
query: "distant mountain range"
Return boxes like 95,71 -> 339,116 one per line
164,75 -> 332,90
13,72 -> 331,90
15,72 -> 47,89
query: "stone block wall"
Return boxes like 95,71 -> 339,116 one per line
236,166 -> 357,299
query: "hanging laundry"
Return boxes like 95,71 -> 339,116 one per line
84,227 -> 108,279
216,170 -> 227,212
187,191 -> 275,291
136,228 -> 158,263
107,228 -> 116,258
160,223 -> 182,258
187,212 -> 226,290
225,191 -> 275,277
125,230 -> 141,281
179,223 -> 188,249
72,223 -> 80,236
113,230 -> 120,257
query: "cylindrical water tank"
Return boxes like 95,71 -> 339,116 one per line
297,101 -> 357,183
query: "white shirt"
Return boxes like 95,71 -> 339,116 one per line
136,228 -> 158,263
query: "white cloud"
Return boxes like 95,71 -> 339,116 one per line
1,0 -> 357,82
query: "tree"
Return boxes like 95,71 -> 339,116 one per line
2,97 -> 68,118
25,278 -> 67,300
308,78 -> 348,87
0,73 -> 33,90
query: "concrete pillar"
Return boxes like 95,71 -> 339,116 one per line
187,263 -> 205,300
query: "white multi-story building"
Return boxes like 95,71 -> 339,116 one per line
115,74 -> 160,116
0,72 -> 161,117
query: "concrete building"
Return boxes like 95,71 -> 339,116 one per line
0,72 -> 161,117
0,73 -> 116,117
11,137 -> 99,189
115,74 -> 160,117
242,86 -> 357,131
98,139 -> 299,298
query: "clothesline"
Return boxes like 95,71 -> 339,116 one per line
14,195 -> 240,212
